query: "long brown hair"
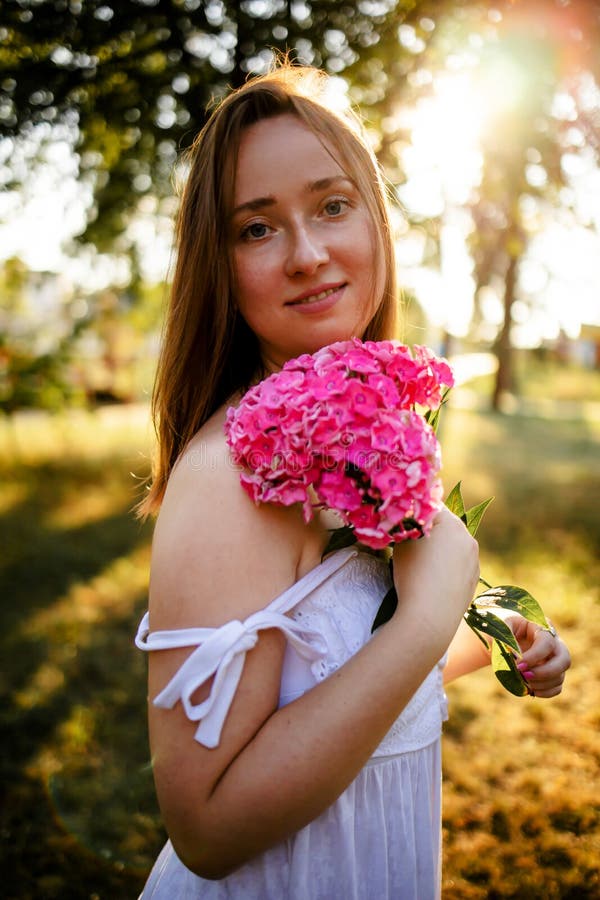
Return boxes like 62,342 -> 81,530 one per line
138,64 -> 399,518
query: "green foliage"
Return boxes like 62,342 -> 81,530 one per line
0,258 -> 89,412
322,523 -> 357,558
465,606 -> 521,655
475,584 -> 550,630
463,496 -> 496,538
423,388 -> 451,434
491,639 -> 529,697
447,480 -> 556,696
0,0 -> 418,249
371,582 -> 398,633
3,1 -> 599,420
0,302 -> 90,413
0,254 -> 164,412
445,480 -> 494,537
0,335 -> 83,413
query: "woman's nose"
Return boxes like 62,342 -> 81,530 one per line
285,224 -> 329,276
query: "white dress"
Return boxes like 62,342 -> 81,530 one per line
135,547 -> 448,900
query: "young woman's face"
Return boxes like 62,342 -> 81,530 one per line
230,114 -> 384,370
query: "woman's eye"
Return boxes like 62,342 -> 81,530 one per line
323,197 -> 348,217
241,221 -> 270,241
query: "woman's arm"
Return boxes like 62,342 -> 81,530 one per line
145,433 -> 480,879
443,617 -> 491,684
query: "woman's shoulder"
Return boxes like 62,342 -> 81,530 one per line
168,405 -> 238,501
158,402 -> 275,537
149,404 -> 313,629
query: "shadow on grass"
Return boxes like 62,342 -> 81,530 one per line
0,455 -> 165,899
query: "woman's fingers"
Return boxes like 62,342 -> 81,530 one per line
519,657 -> 566,696
521,671 -> 566,698
505,615 -> 571,698
517,631 -> 571,698
519,628 -> 560,667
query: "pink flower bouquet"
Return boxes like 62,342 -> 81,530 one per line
225,338 -> 556,698
224,338 -> 454,550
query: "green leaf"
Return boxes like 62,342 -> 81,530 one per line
445,481 -> 466,520
371,585 -> 398,633
322,525 -> 357,559
474,585 -> 550,629
424,406 -> 441,433
465,614 -> 493,650
424,389 -> 452,434
491,640 -> 530,697
464,496 -> 494,537
464,607 -> 521,654
445,483 -> 493,536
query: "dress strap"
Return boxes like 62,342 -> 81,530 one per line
135,548 -> 357,749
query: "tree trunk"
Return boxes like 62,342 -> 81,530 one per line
492,251 -> 518,411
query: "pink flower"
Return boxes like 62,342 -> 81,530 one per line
224,339 -> 453,548
308,411 -> 346,452
366,373 -> 401,407
370,465 -> 408,497
297,370 -> 345,402
316,468 -> 364,512
347,504 -> 380,531
370,411 -> 404,453
341,379 -> 382,419
339,346 -> 382,374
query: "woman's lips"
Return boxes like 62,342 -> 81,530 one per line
285,284 -> 346,312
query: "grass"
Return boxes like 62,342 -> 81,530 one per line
439,403 -> 600,900
1,395 -> 599,899
0,406 -> 162,900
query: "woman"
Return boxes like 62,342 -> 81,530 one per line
135,64 -> 570,899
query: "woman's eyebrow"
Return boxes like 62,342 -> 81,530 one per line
231,196 -> 276,217
307,175 -> 354,192
232,176 -> 355,219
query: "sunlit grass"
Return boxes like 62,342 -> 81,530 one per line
1,400 -> 598,898
0,406 -> 159,899
440,406 -> 600,899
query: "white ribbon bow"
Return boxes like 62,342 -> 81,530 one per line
136,611 -> 327,748
135,548 -> 357,748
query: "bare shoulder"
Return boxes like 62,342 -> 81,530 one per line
149,405 -> 306,630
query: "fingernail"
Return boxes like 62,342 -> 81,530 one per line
523,670 -> 535,680
516,661 -> 528,672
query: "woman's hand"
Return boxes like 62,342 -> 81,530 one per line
507,615 -> 571,698
392,506 -> 480,631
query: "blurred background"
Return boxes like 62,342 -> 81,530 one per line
0,1 -> 598,898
